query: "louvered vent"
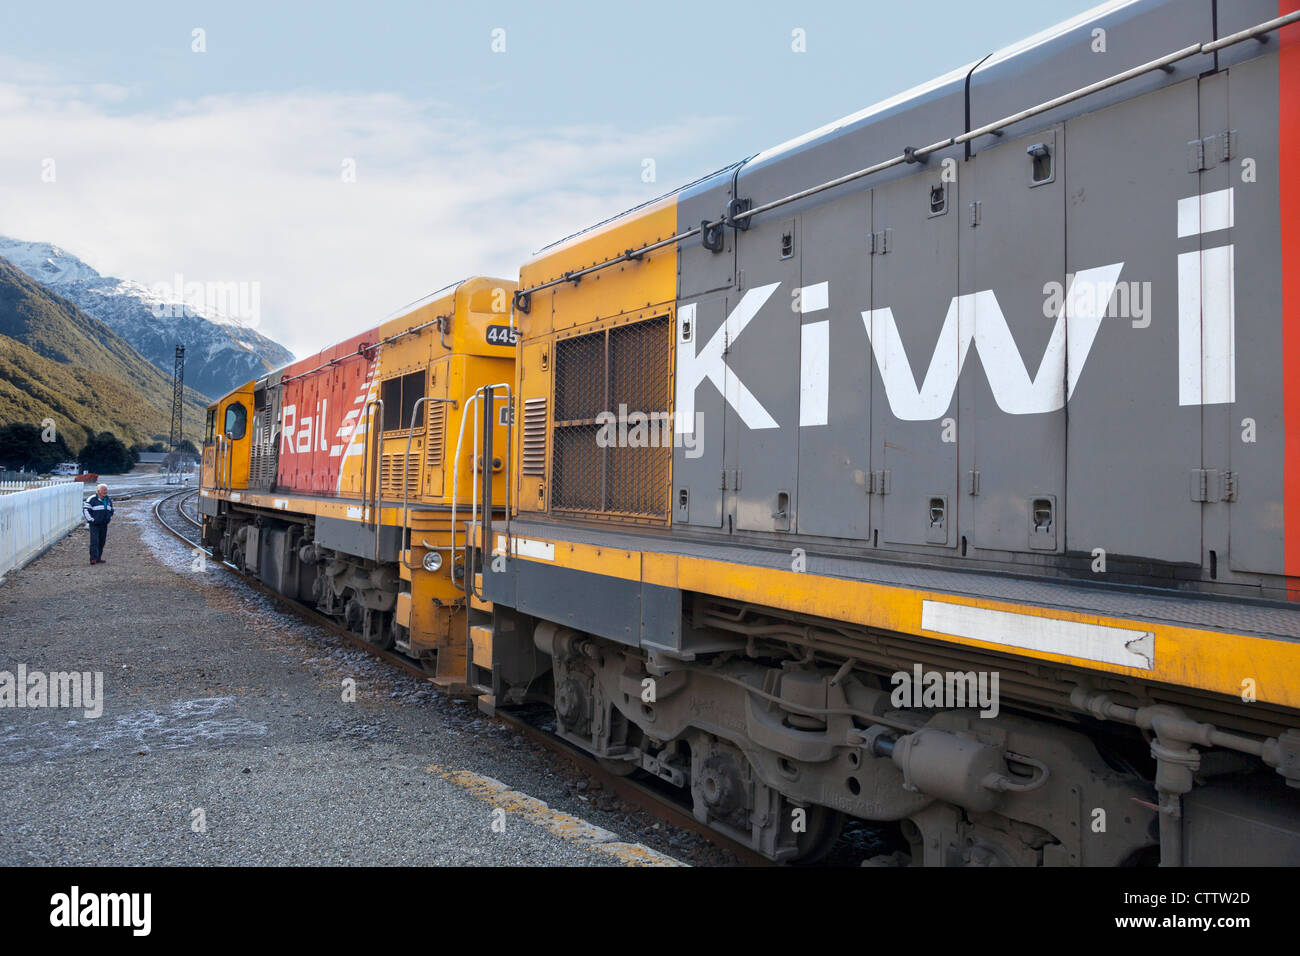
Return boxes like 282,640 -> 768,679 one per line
248,408 -> 275,489
522,397 -> 547,476
426,401 -> 446,467
380,451 -> 419,498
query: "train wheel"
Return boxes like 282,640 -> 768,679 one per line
596,756 -> 638,777
790,805 -> 844,865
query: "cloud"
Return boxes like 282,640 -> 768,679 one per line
0,72 -> 730,358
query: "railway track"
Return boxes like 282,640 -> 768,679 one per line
149,488 -> 774,865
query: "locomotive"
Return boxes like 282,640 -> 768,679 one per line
202,0 -> 1300,864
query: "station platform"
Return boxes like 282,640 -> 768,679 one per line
0,501 -> 694,866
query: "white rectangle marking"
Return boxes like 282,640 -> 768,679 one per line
1177,246 -> 1236,406
345,506 -> 363,519
920,600 -> 1154,670
1177,187 -> 1234,238
1200,243 -> 1236,406
799,320 -> 829,427
495,534 -> 555,561
798,281 -> 828,313
1178,250 -> 1201,406
273,499 -> 288,510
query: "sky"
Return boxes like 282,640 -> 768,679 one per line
0,0 -> 1103,358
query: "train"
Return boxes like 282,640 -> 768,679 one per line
200,0 -> 1300,865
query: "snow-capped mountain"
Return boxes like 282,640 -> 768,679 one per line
0,236 -> 295,400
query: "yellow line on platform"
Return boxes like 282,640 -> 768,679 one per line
425,763 -> 686,867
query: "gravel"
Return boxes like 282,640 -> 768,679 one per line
0,497 -> 741,866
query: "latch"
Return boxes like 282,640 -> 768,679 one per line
1027,143 -> 1053,184
926,495 -> 948,544
1029,495 -> 1056,551
772,490 -> 791,531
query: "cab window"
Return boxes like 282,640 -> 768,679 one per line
224,402 -> 247,440
380,371 -> 426,431
205,408 -> 217,444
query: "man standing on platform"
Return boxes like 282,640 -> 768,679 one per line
83,482 -> 114,565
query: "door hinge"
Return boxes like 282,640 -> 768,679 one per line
1187,130 -> 1237,172
1223,470 -> 1238,502
720,469 -> 742,491
869,228 -> 892,254
1190,468 -> 1214,502
869,469 -> 892,495
1189,468 -> 1238,503
968,201 -> 982,227
967,469 -> 981,496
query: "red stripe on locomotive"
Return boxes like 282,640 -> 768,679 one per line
276,329 -> 378,496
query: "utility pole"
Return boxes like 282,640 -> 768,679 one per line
167,344 -> 185,484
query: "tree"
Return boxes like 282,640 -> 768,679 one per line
0,423 -> 75,472
79,431 -> 134,474
175,439 -> 199,457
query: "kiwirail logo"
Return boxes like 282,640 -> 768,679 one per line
49,887 -> 151,937
890,665 -> 1000,719
594,404 -> 705,458
0,665 -> 103,718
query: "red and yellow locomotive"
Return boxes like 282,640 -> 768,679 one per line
203,0 -> 1300,864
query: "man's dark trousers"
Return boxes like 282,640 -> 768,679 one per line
89,523 -> 108,562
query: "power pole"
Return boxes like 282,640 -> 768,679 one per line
168,344 -> 185,484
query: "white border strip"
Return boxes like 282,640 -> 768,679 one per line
920,600 -> 1154,670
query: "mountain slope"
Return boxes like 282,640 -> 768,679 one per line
0,236 -> 295,399
0,258 -> 206,449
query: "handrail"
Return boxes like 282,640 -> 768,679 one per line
449,391 -> 480,585
360,399 -> 384,562
449,383 -> 513,596
510,8 -> 1300,308
400,395 -> 459,570
469,382 -> 512,603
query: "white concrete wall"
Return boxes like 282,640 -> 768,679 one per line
0,480 -> 84,578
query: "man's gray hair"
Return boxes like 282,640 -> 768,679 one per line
96,483 -> 108,494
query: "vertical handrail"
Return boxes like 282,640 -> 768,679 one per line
480,386 -> 495,598
449,391 -> 480,585
361,399 -> 383,562
468,382 -> 512,602
400,395 -> 457,570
